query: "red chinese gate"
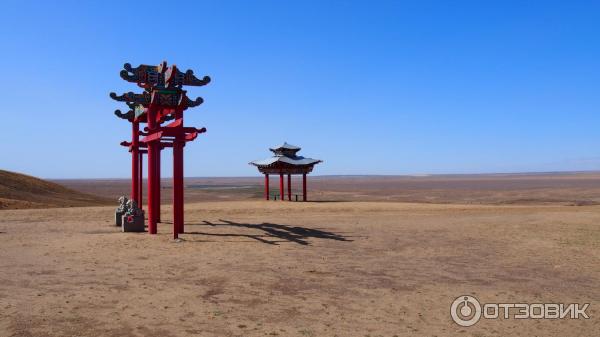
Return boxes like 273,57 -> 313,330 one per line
111,61 -> 210,239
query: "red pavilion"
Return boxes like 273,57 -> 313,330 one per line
250,143 -> 322,201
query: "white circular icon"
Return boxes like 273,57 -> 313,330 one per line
451,295 -> 482,327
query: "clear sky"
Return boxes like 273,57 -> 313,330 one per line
0,1 -> 598,178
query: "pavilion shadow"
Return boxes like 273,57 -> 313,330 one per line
184,219 -> 353,245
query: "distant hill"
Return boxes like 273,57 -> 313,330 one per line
0,170 -> 112,210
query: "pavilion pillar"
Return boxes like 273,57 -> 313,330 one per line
279,173 -> 284,201
173,140 -> 184,238
287,174 -> 291,201
147,108 -> 158,234
264,174 -> 269,200
131,121 -> 140,204
302,173 -> 307,201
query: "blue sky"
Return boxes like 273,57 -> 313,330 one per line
0,1 -> 598,178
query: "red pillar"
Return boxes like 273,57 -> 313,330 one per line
302,173 -> 307,201
147,108 -> 158,234
287,174 -> 291,201
264,174 -> 270,200
155,148 -> 161,223
131,121 -> 140,204
139,152 -> 143,210
173,140 -> 184,238
147,144 -> 157,234
279,173 -> 284,201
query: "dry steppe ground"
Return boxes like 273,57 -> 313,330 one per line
1,173 -> 600,336
1,199 -> 599,336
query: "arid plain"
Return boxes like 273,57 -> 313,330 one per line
1,173 -> 599,336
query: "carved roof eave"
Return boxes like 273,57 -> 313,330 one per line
183,96 -> 204,108
119,63 -> 161,87
110,91 -> 151,105
114,109 -> 134,121
110,92 -> 204,111
119,62 -> 211,88
164,64 -> 211,87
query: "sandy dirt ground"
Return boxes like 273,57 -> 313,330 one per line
1,201 -> 599,336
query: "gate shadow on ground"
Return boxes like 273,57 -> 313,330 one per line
183,219 -> 353,245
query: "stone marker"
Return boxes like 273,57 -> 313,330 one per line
122,199 -> 145,232
115,196 -> 129,226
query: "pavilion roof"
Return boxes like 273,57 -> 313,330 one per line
269,142 -> 301,152
250,156 -> 322,167
251,142 -> 322,170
